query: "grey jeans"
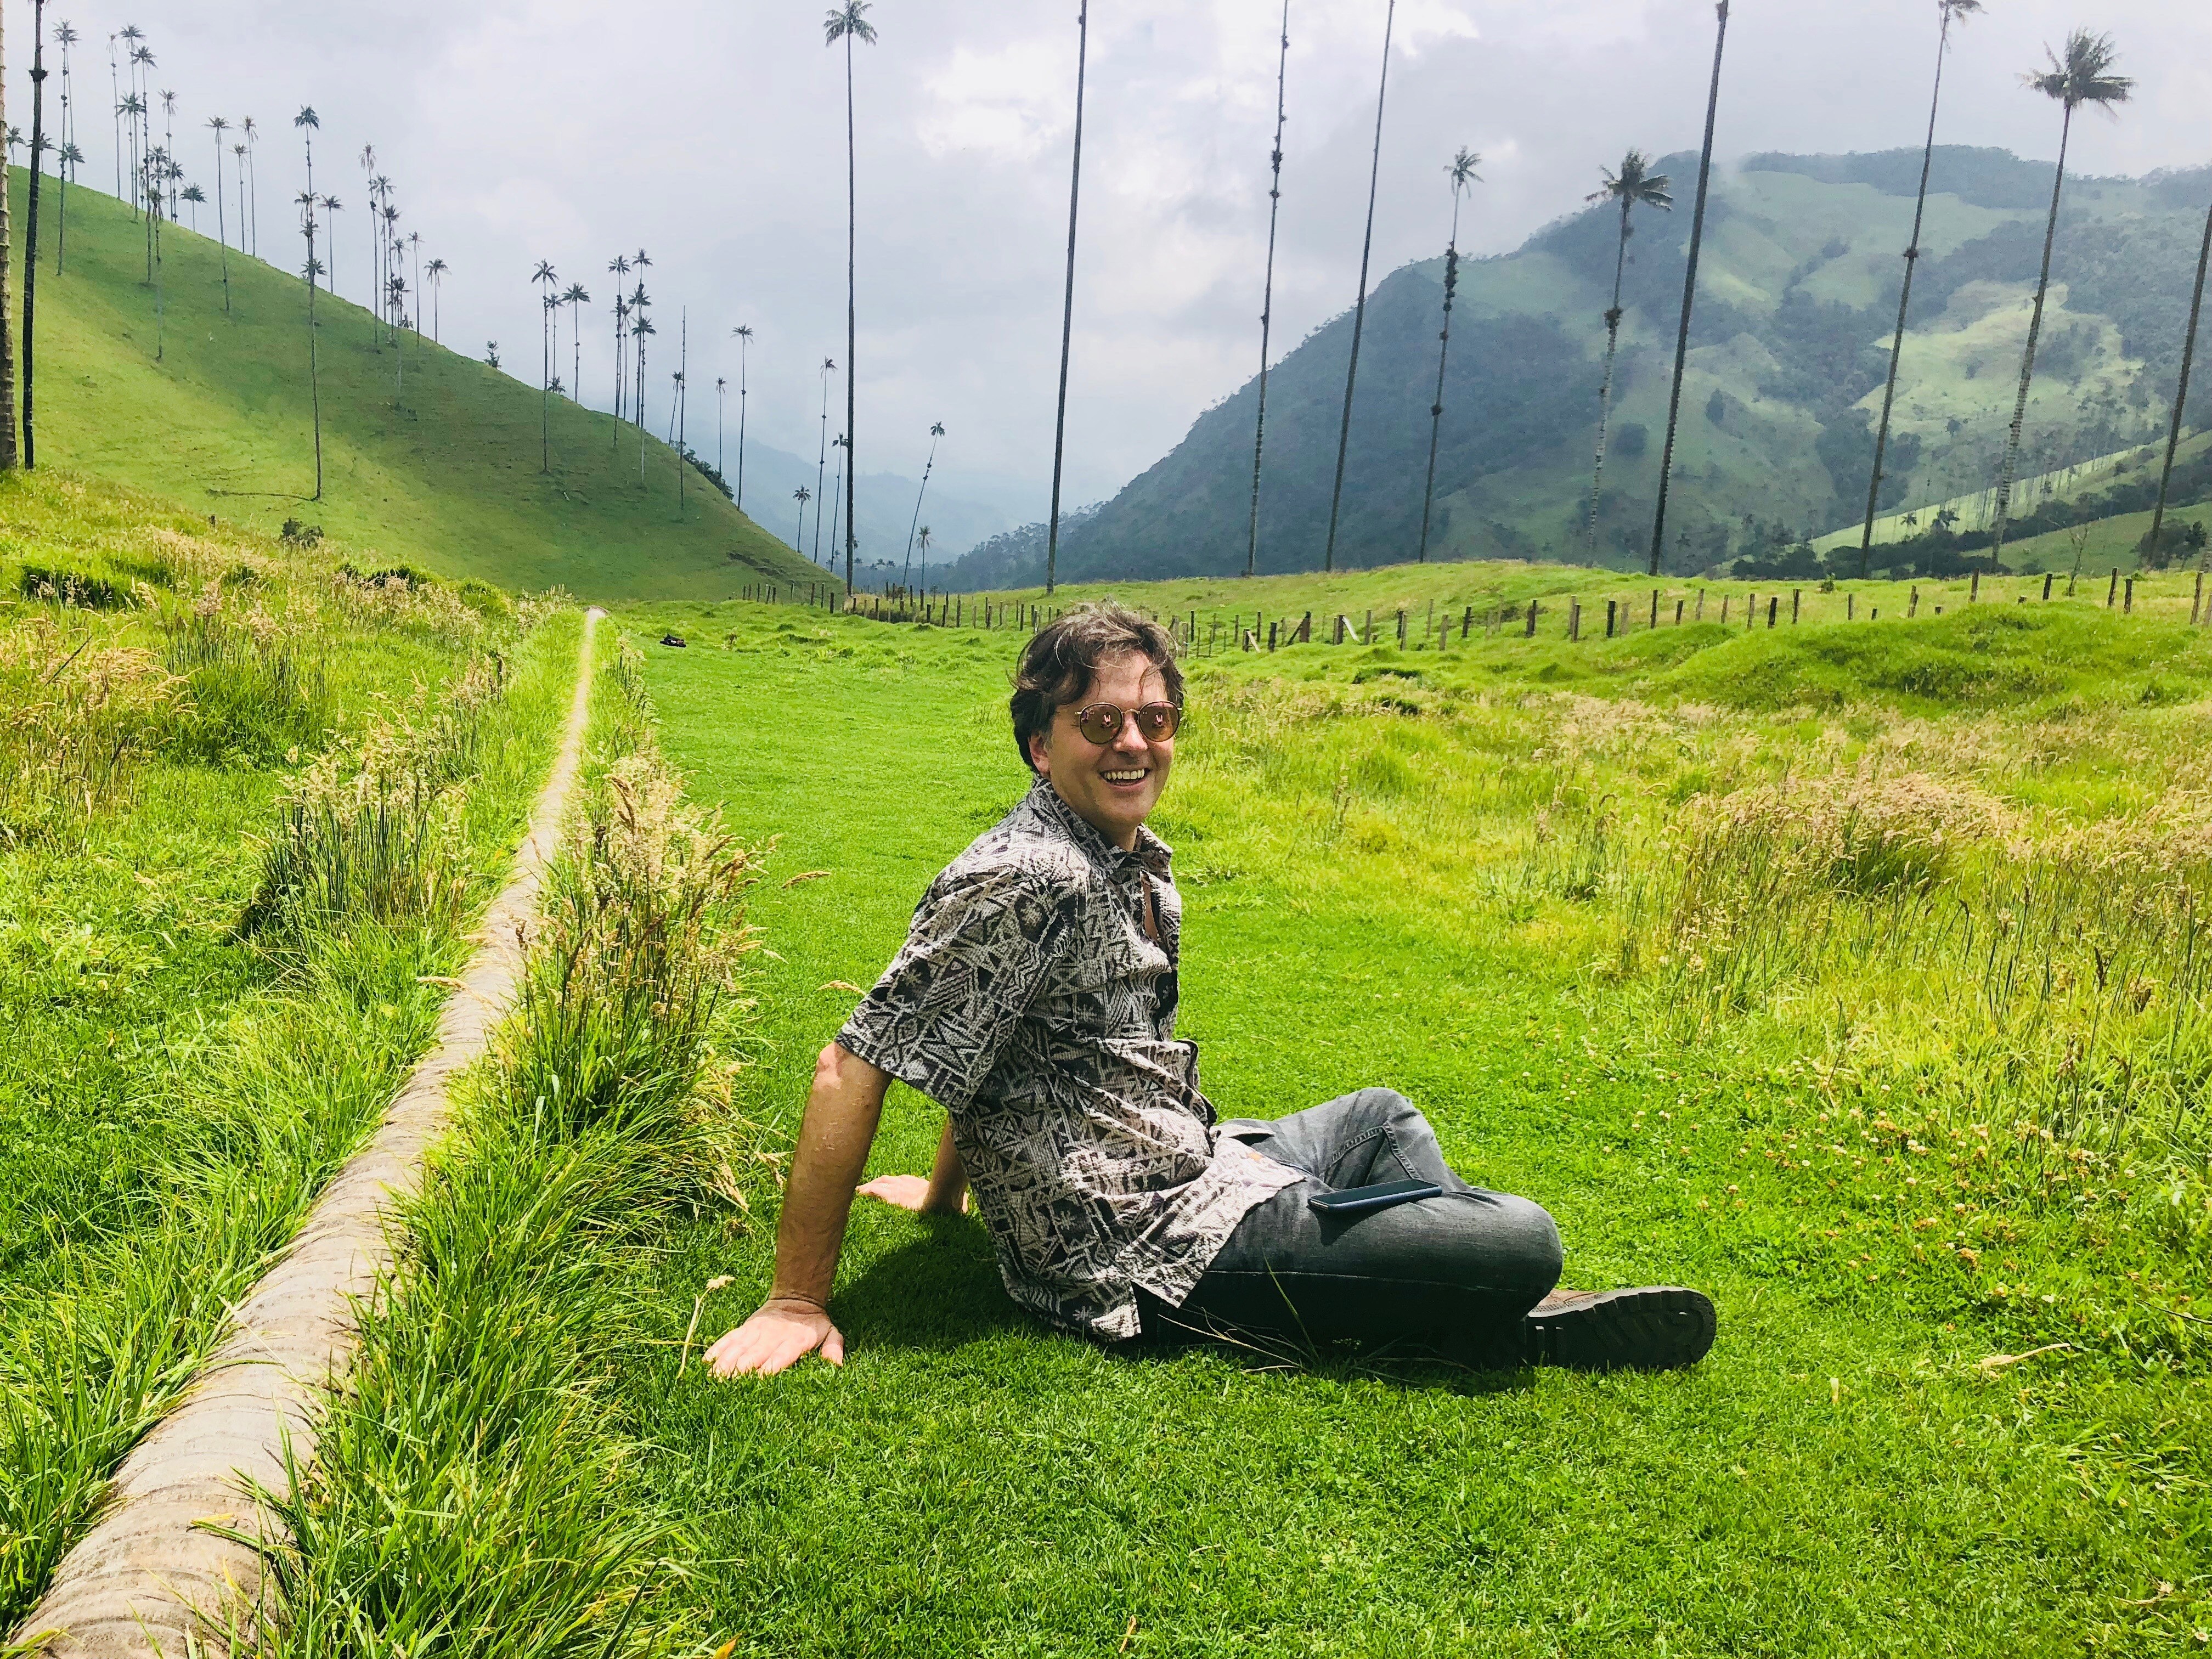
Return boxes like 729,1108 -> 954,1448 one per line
1140,1088 -> 1564,1355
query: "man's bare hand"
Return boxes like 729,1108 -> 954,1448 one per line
859,1172 -> 969,1214
704,1298 -> 845,1378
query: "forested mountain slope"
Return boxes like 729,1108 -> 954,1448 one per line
987,148 -> 2212,586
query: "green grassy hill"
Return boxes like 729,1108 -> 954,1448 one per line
1010,148 -> 2212,587
13,170 -> 823,601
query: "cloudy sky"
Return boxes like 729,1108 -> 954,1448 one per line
21,0 -> 2212,529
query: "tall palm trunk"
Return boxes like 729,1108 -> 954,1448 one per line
736,334 -> 749,512
1649,0 -> 1731,579
304,221 -> 322,500
1322,0 -> 1396,575
24,0 -> 47,469
1583,198 -> 1635,558
0,8 -> 16,470
1988,106 -> 2078,569
2149,183 -> 2212,561
842,31 -> 859,591
1245,0 -> 1291,578
903,428 -> 940,585
814,367 -> 831,562
1043,0 -> 1091,595
1859,7 -> 1960,575
213,130 -> 230,311
1417,186 -> 1470,563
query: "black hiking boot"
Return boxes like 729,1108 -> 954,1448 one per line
1523,1286 -> 1716,1372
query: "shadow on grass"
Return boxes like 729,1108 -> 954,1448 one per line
836,1213 -> 1536,1400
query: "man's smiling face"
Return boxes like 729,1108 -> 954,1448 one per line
1026,652 -> 1175,851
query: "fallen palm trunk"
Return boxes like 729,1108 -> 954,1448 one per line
11,610 -> 604,1659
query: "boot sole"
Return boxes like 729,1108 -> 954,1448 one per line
1524,1287 -> 1716,1372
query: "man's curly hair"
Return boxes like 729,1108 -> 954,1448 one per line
1009,601 -> 1184,774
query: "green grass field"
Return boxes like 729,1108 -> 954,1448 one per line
0,470 -> 582,1628
556,589 -> 2211,1655
10,169 -> 819,602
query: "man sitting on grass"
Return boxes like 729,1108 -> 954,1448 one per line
707,602 -> 1715,1378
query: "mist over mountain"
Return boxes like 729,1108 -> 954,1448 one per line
945,148 -> 2212,589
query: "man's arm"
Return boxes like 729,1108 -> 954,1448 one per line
857,1117 -> 969,1216
705,1042 -> 890,1378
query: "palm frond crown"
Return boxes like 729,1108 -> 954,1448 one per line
2024,29 -> 2134,112
824,2 -> 877,46
1589,148 -> 1674,212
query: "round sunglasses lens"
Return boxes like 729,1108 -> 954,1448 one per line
1138,704 -> 1180,738
1078,706 -> 1124,744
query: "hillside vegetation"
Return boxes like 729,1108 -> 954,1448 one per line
11,170 -> 820,602
996,148 -> 2212,587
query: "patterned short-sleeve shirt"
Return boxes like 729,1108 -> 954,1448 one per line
837,778 -> 1299,1340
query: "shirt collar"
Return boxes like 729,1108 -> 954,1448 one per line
1026,776 -> 1174,878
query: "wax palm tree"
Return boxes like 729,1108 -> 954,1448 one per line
299,191 -> 323,499
108,31 -> 122,204
1043,0 -> 1091,594
371,174 -> 393,329
181,181 -> 204,229
1988,29 -> 2134,568
1322,0 -> 1397,574
2147,185 -> 2212,565
1582,149 -> 1673,558
1649,1 -> 1732,578
904,421 -> 945,584
563,281 -> 589,400
606,255 -> 630,418
320,196 -> 341,296
917,524 -> 932,594
825,1 -> 877,591
630,279 -> 653,427
1416,148 -> 1481,563
826,434 -> 845,566
159,88 -> 176,216
24,0 -> 51,468
426,256 -> 447,342
294,105 -> 318,205
357,143 -> 374,305
532,258 -> 558,471
206,115 -> 230,308
715,375 -> 727,472
793,485 -> 811,552
56,142 -> 82,272
630,312 -> 656,480
1859,0 -> 1982,575
1245,0 -> 1292,579
0,6 -> 18,469
731,323 -> 753,510
241,115 -> 258,255
380,202 -> 400,326
55,21 -> 77,273
812,356 -> 836,562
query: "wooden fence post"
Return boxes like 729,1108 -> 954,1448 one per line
1791,588 -> 1801,624
2196,572 -> 2205,627
1767,596 -> 1779,629
2043,572 -> 2055,602
1696,588 -> 1706,621
1971,571 -> 1980,603
1463,605 -> 1474,637
1525,600 -> 1538,638
1675,599 -> 1686,625
1650,589 -> 1660,629
1909,586 -> 1920,618
2124,577 -> 2135,615
1396,610 -> 1407,647
2108,568 -> 2119,608
1268,621 -> 1279,650
1568,599 -> 1581,641
1720,594 -> 1730,626
1847,593 -> 1855,620
1605,599 -> 1617,639
1299,611 -> 1313,644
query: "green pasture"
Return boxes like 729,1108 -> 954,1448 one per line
590,595 -> 2209,1655
7,168 -> 816,601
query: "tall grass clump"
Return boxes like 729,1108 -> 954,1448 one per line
0,614 -> 184,841
160,598 -> 335,764
240,654 -> 505,936
228,638 -> 759,1658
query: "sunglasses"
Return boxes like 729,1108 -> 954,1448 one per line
1073,701 -> 1182,746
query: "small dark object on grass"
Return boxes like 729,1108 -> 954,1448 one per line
727,549 -> 745,562
280,518 -> 325,548
661,633 -> 689,649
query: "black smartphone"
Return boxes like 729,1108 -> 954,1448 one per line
1307,1180 -> 1443,1216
